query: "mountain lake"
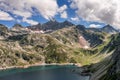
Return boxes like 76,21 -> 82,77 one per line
0,65 -> 89,80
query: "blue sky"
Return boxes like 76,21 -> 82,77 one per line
0,0 -> 119,28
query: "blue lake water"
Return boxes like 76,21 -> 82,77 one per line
0,65 -> 89,80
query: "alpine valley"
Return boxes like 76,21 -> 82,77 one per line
0,20 -> 120,80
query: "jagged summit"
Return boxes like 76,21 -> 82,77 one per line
62,20 -> 74,26
28,20 -> 74,31
27,23 -> 42,30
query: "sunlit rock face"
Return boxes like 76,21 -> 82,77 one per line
79,36 -> 90,49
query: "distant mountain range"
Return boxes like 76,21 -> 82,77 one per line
7,20 -> 119,34
0,20 -> 119,41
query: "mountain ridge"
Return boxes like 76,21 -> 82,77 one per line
0,20 -> 118,34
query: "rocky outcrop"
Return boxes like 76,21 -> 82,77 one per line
79,36 -> 90,49
0,24 -> 9,39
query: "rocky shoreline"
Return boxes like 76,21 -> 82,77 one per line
71,66 -> 91,80
0,63 -> 80,71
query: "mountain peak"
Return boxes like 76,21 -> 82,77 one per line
45,19 -> 59,25
63,20 -> 69,23
63,20 -> 72,23
13,24 -> 23,28
103,24 -> 114,29
102,24 -> 118,34
62,20 -> 74,26
37,23 -> 41,25
76,25 -> 86,31
28,20 -> 74,31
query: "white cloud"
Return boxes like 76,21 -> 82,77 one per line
61,11 -> 67,18
13,10 -> 32,18
22,18 -> 38,25
58,5 -> 67,13
71,17 -> 79,21
0,10 -> 14,21
58,5 -> 68,18
0,0 -> 68,24
70,0 -> 120,28
16,19 -> 21,23
89,24 -> 102,28
28,0 -> 58,20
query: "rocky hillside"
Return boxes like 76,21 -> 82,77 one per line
100,34 -> 120,80
89,33 -> 120,80
0,22 -> 108,67
0,24 -> 9,39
